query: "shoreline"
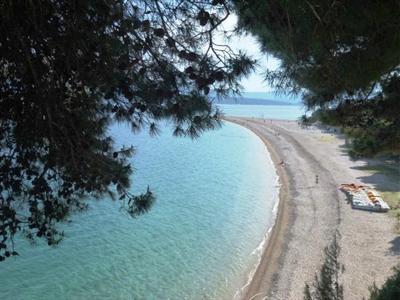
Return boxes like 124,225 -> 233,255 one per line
225,117 -> 399,300
224,118 -> 293,300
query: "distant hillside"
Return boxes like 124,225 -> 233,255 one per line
212,96 -> 299,106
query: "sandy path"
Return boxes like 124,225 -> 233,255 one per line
225,117 -> 399,300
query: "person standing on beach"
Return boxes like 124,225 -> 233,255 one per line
315,175 -> 319,184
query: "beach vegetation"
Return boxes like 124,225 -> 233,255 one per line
234,0 -> 400,158
368,267 -> 400,300
304,233 -> 344,300
383,192 -> 400,232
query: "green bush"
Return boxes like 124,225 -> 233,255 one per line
304,233 -> 343,300
369,267 -> 400,300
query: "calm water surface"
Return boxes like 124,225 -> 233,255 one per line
218,104 -> 305,120
1,105 -> 300,300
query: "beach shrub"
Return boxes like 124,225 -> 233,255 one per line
304,233 -> 344,300
368,267 -> 400,300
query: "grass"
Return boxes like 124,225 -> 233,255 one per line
381,192 -> 400,232
317,135 -> 337,143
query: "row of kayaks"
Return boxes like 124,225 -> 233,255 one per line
339,183 -> 390,212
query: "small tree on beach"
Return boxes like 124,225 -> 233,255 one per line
304,233 -> 344,300
368,266 -> 400,300
0,0 -> 254,260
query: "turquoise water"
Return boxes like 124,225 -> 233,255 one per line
1,121 -> 280,300
218,104 -> 305,120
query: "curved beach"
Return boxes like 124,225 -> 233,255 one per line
226,117 -> 399,300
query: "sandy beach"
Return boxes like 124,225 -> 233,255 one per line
226,117 -> 399,300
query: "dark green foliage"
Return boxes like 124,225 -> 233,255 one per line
305,74 -> 400,157
368,267 -> 400,300
304,233 -> 343,300
0,0 -> 254,260
235,0 -> 400,157
125,186 -> 155,218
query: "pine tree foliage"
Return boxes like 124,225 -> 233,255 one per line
368,267 -> 400,300
234,0 -> 400,156
304,233 -> 344,300
0,0 -> 254,260
310,73 -> 400,157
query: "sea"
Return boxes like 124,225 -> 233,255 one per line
0,104 -> 303,300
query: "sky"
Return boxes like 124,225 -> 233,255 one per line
220,14 -> 281,92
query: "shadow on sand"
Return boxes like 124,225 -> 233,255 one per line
313,123 -> 399,194
388,236 -> 400,256
350,159 -> 399,193
314,123 -> 400,237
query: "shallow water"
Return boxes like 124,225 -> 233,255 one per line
1,121 -> 280,300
